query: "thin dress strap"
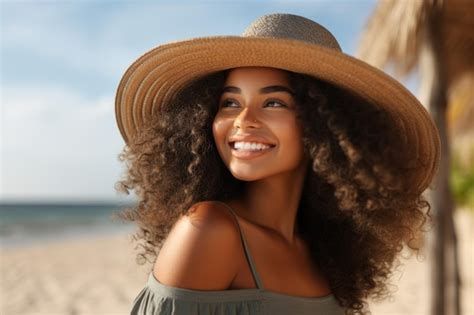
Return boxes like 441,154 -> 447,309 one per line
215,201 -> 265,290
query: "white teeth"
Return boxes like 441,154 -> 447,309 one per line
233,141 -> 272,151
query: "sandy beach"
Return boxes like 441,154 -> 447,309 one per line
1,208 -> 472,315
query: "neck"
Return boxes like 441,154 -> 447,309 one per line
228,160 -> 309,246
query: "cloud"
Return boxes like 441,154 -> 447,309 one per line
3,85 -> 116,147
1,2 -> 136,81
1,84 -> 128,201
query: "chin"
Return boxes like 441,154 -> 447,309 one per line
229,169 -> 265,182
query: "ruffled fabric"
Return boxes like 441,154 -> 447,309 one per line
130,273 -> 346,314
130,286 -> 265,315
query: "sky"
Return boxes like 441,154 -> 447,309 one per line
1,0 -> 390,203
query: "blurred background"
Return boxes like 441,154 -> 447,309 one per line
1,1 -> 472,314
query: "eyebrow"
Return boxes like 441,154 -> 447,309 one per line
221,85 -> 295,96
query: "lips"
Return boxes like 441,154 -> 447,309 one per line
228,135 -> 276,147
229,143 -> 275,160
228,141 -> 276,149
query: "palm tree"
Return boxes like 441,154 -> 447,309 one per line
356,1 -> 473,315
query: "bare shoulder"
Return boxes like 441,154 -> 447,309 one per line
153,201 -> 242,290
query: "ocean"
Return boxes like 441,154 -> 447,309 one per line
0,202 -> 137,248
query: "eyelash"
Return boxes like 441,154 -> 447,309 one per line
220,98 -> 287,108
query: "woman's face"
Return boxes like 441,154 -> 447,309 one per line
212,66 -> 307,181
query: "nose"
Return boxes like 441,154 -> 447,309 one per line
233,107 -> 260,130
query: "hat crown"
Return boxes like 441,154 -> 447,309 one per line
242,13 -> 342,51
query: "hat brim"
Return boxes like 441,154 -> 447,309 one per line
115,36 -> 440,193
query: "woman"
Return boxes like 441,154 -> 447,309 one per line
114,13 -> 440,315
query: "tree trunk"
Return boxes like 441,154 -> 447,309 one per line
419,2 -> 461,315
446,203 -> 461,315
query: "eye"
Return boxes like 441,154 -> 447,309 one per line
220,98 -> 239,108
265,100 -> 287,108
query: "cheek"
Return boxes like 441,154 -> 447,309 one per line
212,117 -> 228,150
273,116 -> 304,147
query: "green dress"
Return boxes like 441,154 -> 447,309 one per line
131,201 -> 346,314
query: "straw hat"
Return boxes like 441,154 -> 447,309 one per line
115,13 -> 440,194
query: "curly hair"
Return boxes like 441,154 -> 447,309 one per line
113,68 -> 433,315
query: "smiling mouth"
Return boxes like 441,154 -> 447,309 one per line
227,142 -> 276,160
228,142 -> 277,150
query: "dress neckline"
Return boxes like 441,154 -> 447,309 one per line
148,272 -> 336,304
